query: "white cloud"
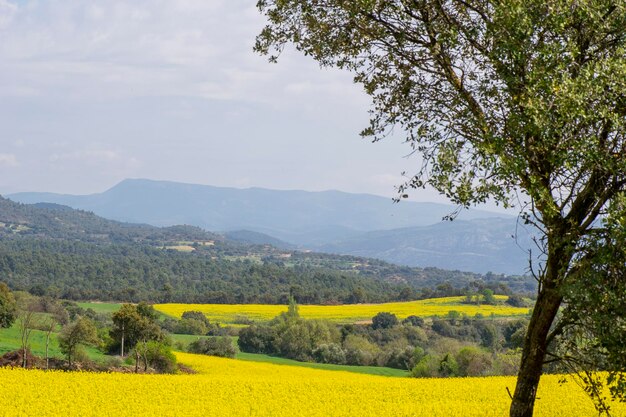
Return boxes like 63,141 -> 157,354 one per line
0,0 -> 366,108
0,153 -> 19,167
0,0 -> 17,29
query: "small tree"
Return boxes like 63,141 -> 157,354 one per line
371,312 -> 398,330
135,340 -> 177,373
39,317 -> 58,370
481,289 -> 497,305
110,304 -> 162,357
0,282 -> 17,328
16,297 -> 37,368
286,295 -> 299,319
58,317 -> 99,367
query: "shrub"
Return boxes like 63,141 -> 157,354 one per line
175,318 -> 208,335
313,343 -> 346,364
438,353 -> 459,377
237,325 -> 277,354
181,311 -> 211,327
380,345 -> 419,370
402,315 -> 424,327
456,347 -> 493,377
139,341 -> 177,373
411,355 -> 439,378
371,312 -> 398,330
431,319 -> 455,338
188,337 -> 236,358
505,294 -> 528,307
343,335 -> 379,366
403,326 -> 427,347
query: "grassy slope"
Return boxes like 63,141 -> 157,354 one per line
0,321 -> 104,361
236,352 -> 408,377
77,302 -> 123,314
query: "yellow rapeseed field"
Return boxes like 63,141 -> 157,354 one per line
154,296 -> 530,324
0,352 -> 620,417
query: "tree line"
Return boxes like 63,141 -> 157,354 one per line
0,239 -> 525,305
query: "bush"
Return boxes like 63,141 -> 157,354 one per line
482,289 -> 497,305
181,311 -> 211,327
493,351 -> 521,376
313,343 -> 346,364
175,318 -> 208,335
188,337 -> 237,358
139,341 -> 177,374
380,345 -> 419,370
446,310 -> 462,325
372,312 -> 399,330
438,353 -> 459,377
411,355 -> 439,378
503,319 -> 528,349
343,334 -> 379,366
505,294 -> 528,307
475,322 -> 499,349
402,315 -> 424,327
456,346 -> 493,377
431,319 -> 455,337
237,325 -> 277,354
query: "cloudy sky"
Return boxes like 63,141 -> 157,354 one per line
0,0 -> 494,208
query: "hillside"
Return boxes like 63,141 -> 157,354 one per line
7,179 -> 536,274
0,195 -> 220,244
0,195 -> 535,302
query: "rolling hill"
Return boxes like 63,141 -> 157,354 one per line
7,179 -> 535,274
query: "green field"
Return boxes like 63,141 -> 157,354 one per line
0,321 -> 105,362
77,302 -> 123,314
236,352 -> 409,377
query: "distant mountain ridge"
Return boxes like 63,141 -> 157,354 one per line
7,178 -> 534,274
315,217 -> 535,275
9,178 -> 506,236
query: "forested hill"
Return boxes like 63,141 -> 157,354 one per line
7,179 -> 534,275
0,196 -> 535,303
0,195 -> 221,244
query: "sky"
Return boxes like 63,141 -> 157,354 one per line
0,0 -> 504,210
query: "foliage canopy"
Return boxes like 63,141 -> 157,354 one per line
255,1 -> 626,416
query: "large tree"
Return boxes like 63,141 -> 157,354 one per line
254,1 -> 626,416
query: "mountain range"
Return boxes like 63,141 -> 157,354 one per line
8,178 -> 535,274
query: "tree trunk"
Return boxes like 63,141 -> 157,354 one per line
121,324 -> 125,357
45,332 -> 50,370
510,287 -> 562,417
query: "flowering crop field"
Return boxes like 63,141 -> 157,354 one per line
1,352 -> 621,417
154,296 -> 530,324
